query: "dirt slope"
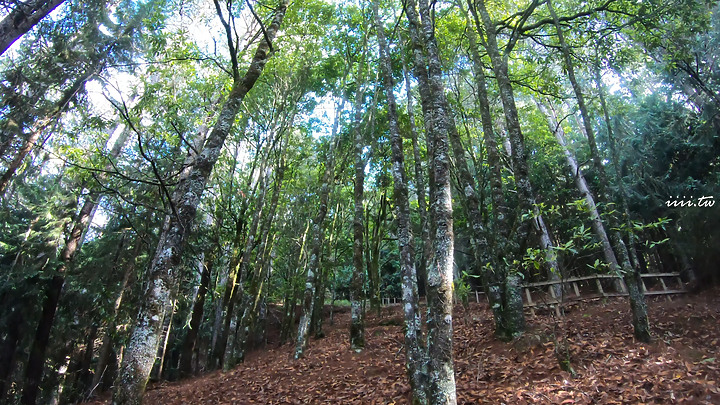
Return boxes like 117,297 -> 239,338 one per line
94,289 -> 720,404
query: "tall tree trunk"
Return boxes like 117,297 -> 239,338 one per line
405,0 -> 457,401
20,127 -> 132,405
533,207 -> 563,297
153,298 -> 176,381
61,325 -> 97,405
459,2 -> 510,332
0,0 -> 67,56
366,190 -> 387,314
211,133 -> 266,369
363,90 -> 384,315
545,0 -> 650,341
294,100 -> 342,359
87,237 -> 139,399
350,40 -> 368,351
112,3 -> 288,403
469,0 -> 534,250
373,3 -> 426,402
280,219 -> 310,345
211,217 -> 245,369
222,171 -> 270,370
235,164 -> 285,363
470,0 -> 549,338
593,60 -> 653,276
536,101 -> 620,273
402,58 -> 430,297
546,0 -> 610,195
178,259 -> 212,377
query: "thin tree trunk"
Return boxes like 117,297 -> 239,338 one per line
280,219 -> 310,345
593,60 -> 648,275
154,299 -> 176,380
470,0 -> 544,338
222,172 -> 270,370
235,164 -> 285,363
294,100 -> 342,359
20,126 -> 132,405
546,0 -> 610,194
0,0 -> 67,56
87,237 -> 139,399
614,233 -> 651,341
536,101 -> 620,273
366,190 -> 387,314
211,217 -> 245,368
62,325 -> 97,404
373,3 -> 426,402
178,260 -> 212,377
470,0 -> 535,249
310,253 -> 326,339
405,0 -> 457,401
248,237 -> 276,347
350,37 -> 368,351
402,58 -> 430,296
112,3 -> 288,403
363,89 -> 384,315
458,2 -> 510,332
533,205 -> 563,297
546,1 -> 650,341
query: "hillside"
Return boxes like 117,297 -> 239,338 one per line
91,290 -> 719,404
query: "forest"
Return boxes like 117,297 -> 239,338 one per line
0,0 -> 718,403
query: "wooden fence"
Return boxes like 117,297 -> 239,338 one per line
381,272 -> 686,316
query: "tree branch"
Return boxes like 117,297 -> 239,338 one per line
247,0 -> 274,53
519,0 -> 615,34
213,0 -> 240,79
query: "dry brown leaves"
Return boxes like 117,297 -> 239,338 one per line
95,289 -> 719,404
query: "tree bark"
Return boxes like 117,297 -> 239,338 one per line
235,164 -> 285,363
545,2 -> 650,341
280,219 -> 310,345
112,2 -> 288,403
222,172 -> 270,370
350,36 -> 368,351
458,2 -> 510,333
405,0 -> 457,401
211,216 -> 245,369
536,101 -> 620,273
0,0 -> 67,56
178,259 -> 211,377
470,0 -> 534,249
373,3 -> 427,402
294,101 -> 342,359
366,190 -> 387,314
402,58 -> 430,297
470,0 -> 550,338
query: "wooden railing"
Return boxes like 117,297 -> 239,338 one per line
381,272 -> 686,315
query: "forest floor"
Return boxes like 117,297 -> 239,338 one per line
96,288 -> 719,404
